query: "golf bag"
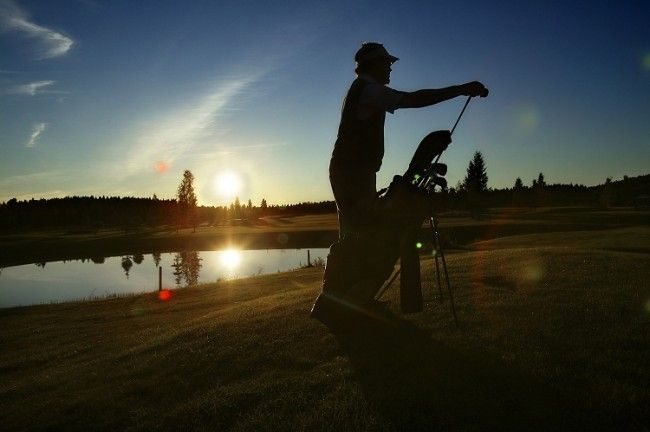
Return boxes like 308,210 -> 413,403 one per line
317,130 -> 451,314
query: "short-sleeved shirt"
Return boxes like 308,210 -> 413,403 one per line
357,74 -> 406,119
330,76 -> 405,173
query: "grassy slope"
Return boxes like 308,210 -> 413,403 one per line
1,226 -> 649,431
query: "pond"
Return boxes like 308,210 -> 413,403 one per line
0,248 -> 328,309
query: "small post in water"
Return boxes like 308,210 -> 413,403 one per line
158,266 -> 162,291
307,250 -> 312,267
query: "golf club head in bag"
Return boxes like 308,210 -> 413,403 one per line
403,130 -> 451,184
430,163 -> 447,176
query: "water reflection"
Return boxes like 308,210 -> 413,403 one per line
219,249 -> 242,269
0,248 -> 328,308
121,256 -> 133,278
152,252 -> 161,267
171,251 -> 202,287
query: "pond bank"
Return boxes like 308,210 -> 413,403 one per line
2,208 -> 648,267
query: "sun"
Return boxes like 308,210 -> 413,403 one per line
214,171 -> 242,198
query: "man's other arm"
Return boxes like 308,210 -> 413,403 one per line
398,81 -> 488,109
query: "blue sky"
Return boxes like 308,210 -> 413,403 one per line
1,0 -> 649,206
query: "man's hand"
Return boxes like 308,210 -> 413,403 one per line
463,81 -> 489,98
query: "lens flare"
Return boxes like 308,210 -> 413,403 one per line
159,289 -> 173,301
154,161 -> 170,173
643,53 -> 650,71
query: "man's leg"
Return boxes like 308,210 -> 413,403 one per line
329,168 -> 377,237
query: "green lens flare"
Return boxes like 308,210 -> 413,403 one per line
415,242 -> 422,249
643,53 -> 650,71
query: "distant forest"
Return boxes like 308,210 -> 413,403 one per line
1,174 -> 648,231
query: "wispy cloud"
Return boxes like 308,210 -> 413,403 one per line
0,0 -> 74,59
25,122 -> 47,147
7,80 -> 55,95
0,170 -> 63,187
121,76 -> 259,177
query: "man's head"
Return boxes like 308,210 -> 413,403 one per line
354,42 -> 398,85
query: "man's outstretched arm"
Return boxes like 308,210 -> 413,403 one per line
398,81 -> 488,109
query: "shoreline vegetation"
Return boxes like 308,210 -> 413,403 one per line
1,213 -> 648,430
2,207 -> 649,268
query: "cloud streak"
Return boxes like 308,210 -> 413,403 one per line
8,80 -> 55,95
122,76 -> 258,177
0,0 -> 74,59
25,123 -> 47,147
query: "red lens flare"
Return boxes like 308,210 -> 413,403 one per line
154,161 -> 170,173
158,289 -> 173,301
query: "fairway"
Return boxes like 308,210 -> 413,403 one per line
1,226 -> 648,431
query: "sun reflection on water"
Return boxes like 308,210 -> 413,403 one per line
218,249 -> 242,270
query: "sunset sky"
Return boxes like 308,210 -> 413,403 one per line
1,0 -> 649,206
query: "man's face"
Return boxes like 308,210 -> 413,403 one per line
369,58 -> 392,85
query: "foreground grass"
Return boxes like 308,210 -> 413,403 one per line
1,227 -> 649,430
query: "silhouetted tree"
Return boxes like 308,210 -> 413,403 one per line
464,151 -> 488,193
599,177 -> 613,208
512,177 -> 525,206
514,177 -> 523,189
533,172 -> 546,207
177,170 -> 198,231
232,197 -> 242,219
463,151 -> 488,218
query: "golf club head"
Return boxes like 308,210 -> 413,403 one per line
404,130 -> 451,182
431,163 -> 447,176
428,174 -> 447,190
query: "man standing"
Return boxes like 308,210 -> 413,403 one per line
329,42 -> 488,237
311,42 -> 488,329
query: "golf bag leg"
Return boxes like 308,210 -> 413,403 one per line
400,228 -> 423,313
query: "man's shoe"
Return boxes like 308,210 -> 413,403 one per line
310,293 -> 355,334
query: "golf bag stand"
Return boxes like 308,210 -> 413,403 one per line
428,216 -> 458,326
374,212 -> 458,326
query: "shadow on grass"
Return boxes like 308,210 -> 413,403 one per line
335,315 -> 612,432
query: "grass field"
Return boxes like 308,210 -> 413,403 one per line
1,219 -> 649,430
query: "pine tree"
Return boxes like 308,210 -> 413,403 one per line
463,151 -> 488,218
533,172 -> 546,207
463,151 -> 488,193
514,177 -> 523,190
176,170 -> 198,231
512,177 -> 524,206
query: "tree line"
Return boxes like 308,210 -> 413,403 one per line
1,164 -> 648,231
450,151 -> 650,217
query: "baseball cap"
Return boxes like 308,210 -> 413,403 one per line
354,42 -> 399,65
